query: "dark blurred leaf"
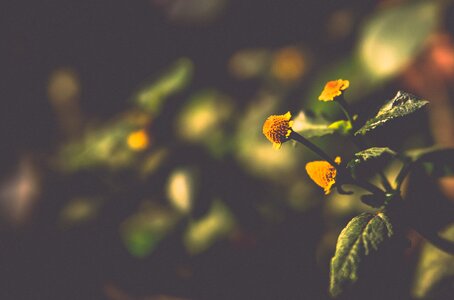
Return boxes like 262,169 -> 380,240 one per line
184,200 -> 235,255
407,148 -> 454,177
360,194 -> 384,208
59,197 -> 102,227
133,58 -> 193,114
355,91 -> 428,135
121,203 -> 180,258
330,212 -> 394,297
412,225 -> 454,298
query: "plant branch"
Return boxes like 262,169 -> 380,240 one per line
290,131 -> 385,196
415,227 -> 454,255
336,97 -> 394,192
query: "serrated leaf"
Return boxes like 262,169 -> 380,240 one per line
355,91 -> 429,135
330,212 -> 394,297
347,147 -> 396,170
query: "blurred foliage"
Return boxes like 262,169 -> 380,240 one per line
166,167 -> 195,214
121,202 -> 180,258
133,58 -> 193,114
412,225 -> 454,298
176,90 -> 234,157
306,0 -> 440,113
184,199 -> 236,255
3,0 -> 454,299
358,0 -> 439,79
59,197 -> 102,228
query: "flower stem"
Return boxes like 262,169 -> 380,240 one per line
336,96 -> 393,191
395,160 -> 413,191
336,97 -> 355,129
289,131 -> 338,168
415,227 -> 454,254
352,178 -> 386,195
290,131 -> 385,196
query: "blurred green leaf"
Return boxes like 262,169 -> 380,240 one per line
58,120 -> 142,171
412,225 -> 454,299
121,203 -> 180,258
328,120 -> 352,135
229,48 -> 271,80
133,58 -> 193,114
291,111 -> 335,138
358,0 -> 439,79
355,91 -> 428,135
59,197 -> 102,227
330,212 -> 393,297
177,90 -> 233,157
184,200 -> 235,255
166,167 -> 196,214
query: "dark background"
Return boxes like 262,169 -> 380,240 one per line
1,1 -> 454,299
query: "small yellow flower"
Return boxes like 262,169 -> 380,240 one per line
262,111 -> 294,149
318,79 -> 350,101
127,129 -> 150,151
305,157 -> 341,194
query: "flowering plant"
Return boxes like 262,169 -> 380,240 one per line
263,80 -> 454,297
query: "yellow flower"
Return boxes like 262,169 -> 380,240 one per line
127,129 -> 150,151
262,111 -> 294,149
305,157 -> 341,194
318,79 -> 350,101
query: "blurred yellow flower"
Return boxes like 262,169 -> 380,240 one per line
305,157 -> 341,194
262,111 -> 293,149
318,79 -> 350,101
127,129 -> 150,151
271,47 -> 305,82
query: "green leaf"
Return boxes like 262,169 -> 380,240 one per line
330,212 -> 394,297
347,147 -> 396,179
355,91 -> 429,135
347,147 -> 396,170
